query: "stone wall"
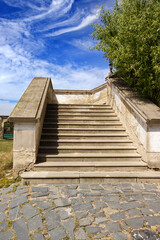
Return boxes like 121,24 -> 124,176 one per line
106,77 -> 160,168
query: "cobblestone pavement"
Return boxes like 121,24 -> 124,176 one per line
0,183 -> 160,240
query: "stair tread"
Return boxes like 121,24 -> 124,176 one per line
40,139 -> 133,142
38,153 -> 141,157
41,133 -> 128,136
34,161 -> 147,167
43,127 -> 125,130
21,170 -> 160,179
39,146 -> 137,150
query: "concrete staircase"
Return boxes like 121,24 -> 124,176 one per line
21,104 -> 160,184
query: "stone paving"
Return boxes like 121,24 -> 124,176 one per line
0,183 -> 160,240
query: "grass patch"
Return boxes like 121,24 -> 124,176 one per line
0,139 -> 21,188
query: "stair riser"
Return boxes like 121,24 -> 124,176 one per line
43,124 -> 122,129
42,129 -> 125,134
38,149 -> 137,154
45,113 -> 117,117
37,156 -> 141,162
44,119 -> 119,123
22,178 -> 160,184
47,110 -> 114,113
34,166 -> 147,172
40,142 -> 133,147
41,135 -> 129,140
47,105 -> 112,109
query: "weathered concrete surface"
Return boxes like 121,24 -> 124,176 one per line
9,77 -> 53,172
106,77 -> 160,168
53,83 -> 107,105
0,183 -> 160,240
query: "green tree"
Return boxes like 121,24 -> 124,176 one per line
92,0 -> 160,106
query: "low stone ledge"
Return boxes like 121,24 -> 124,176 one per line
107,78 -> 160,124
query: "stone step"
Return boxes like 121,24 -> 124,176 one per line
42,128 -> 126,134
38,146 -> 137,154
44,118 -> 120,123
40,139 -> 133,147
45,113 -> 117,117
47,109 -> 114,113
47,104 -> 111,109
37,153 -> 141,162
21,170 -> 160,184
43,123 -> 123,128
41,133 -> 129,140
34,161 -> 148,172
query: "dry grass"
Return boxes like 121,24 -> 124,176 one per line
0,140 -> 20,188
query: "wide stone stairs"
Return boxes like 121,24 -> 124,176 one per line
22,104 -> 155,183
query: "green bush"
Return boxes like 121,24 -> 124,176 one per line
92,0 -> 160,106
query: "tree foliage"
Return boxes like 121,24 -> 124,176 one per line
92,0 -> 160,106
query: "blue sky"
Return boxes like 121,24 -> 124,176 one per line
0,0 -> 113,115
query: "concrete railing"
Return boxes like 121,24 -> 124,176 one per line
53,83 -> 107,105
106,77 -> 160,168
10,77 -> 53,172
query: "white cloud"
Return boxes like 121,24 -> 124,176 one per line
46,12 -> 99,37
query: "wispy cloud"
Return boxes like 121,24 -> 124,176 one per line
46,12 -> 99,37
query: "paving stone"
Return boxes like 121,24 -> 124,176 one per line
75,211 -> 88,220
13,218 -> 29,240
59,208 -> 72,219
85,197 -> 101,202
145,216 -> 160,226
94,232 -> 109,239
145,200 -> 160,213
70,197 -> 83,204
110,211 -> 126,220
89,208 -> 100,214
9,206 -> 21,220
79,217 -> 94,226
106,222 -> 121,233
107,202 -> 122,209
33,233 -> 45,240
125,217 -> 144,229
64,184 -> 78,189
122,222 -> 129,231
36,201 -> 53,210
83,191 -> 102,196
130,194 -> 144,201
93,211 -> 105,218
90,184 -> 104,190
0,230 -> 14,240
79,184 -> 90,189
94,201 -> 107,208
49,227 -> 67,240
94,217 -> 109,224
131,229 -> 159,240
32,186 -> 49,192
1,185 -> 13,194
32,192 -> 49,198
85,226 -> 104,235
54,198 -> 70,207
15,188 -> 29,195
22,203 -> 40,219
120,201 -> 142,210
28,215 -> 43,231
76,228 -> 88,240
45,210 -> 61,230
0,221 -> 8,231
0,203 -> 8,212
0,213 -> 7,222
127,209 -> 141,217
65,189 -> 78,197
48,194 -> 60,200
103,195 -> 120,202
72,202 -> 93,212
143,193 -> 157,200
9,195 -> 28,208
61,219 -> 75,239
112,232 -> 128,240
144,184 -> 157,191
